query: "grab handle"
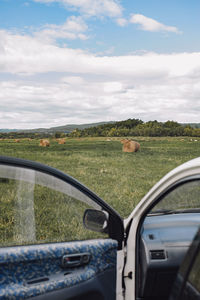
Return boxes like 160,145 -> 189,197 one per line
61,253 -> 91,268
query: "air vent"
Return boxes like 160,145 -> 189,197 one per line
148,234 -> 155,240
150,250 -> 166,260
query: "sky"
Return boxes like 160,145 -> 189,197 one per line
0,0 -> 200,129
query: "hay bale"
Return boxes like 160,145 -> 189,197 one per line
121,139 -> 140,152
57,138 -> 66,144
39,139 -> 50,147
14,139 -> 20,143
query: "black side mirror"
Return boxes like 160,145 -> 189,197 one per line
83,209 -> 109,233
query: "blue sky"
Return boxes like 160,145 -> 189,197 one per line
1,0 -> 200,54
0,0 -> 200,128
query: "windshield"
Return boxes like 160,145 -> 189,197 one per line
148,180 -> 200,215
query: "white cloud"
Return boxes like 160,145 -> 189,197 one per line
0,29 -> 200,128
116,18 -> 128,27
61,16 -> 88,32
33,0 -> 123,18
130,14 -> 181,34
34,16 -> 88,43
103,81 -> 123,93
61,76 -> 85,85
1,30 -> 198,76
0,74 -> 199,129
1,31 -> 199,79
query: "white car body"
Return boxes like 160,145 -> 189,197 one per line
123,157 -> 200,300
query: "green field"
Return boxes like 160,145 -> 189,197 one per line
0,136 -> 199,218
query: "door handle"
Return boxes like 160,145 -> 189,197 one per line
61,253 -> 91,268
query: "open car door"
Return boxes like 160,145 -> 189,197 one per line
0,156 -> 124,300
123,157 -> 200,300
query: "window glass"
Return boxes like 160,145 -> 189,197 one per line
149,180 -> 200,214
0,165 -> 105,247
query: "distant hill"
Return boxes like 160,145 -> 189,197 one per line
1,121 -> 200,135
0,129 -> 18,133
42,121 -> 115,133
0,121 -> 114,133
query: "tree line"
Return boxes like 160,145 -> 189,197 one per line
69,119 -> 200,138
0,119 -> 199,139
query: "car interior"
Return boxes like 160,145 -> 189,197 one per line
136,179 -> 200,300
169,228 -> 200,300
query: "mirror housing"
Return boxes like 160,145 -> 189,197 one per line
83,209 -> 109,233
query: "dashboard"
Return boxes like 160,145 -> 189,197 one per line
138,213 -> 200,300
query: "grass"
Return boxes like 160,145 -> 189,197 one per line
0,137 -> 200,217
0,136 -> 199,246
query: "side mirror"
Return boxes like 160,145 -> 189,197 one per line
83,209 -> 109,233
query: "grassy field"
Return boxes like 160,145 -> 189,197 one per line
0,136 -> 199,219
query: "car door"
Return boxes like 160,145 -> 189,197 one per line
0,156 -> 124,300
123,157 -> 200,300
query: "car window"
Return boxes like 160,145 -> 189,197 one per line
0,164 -> 105,247
149,180 -> 200,215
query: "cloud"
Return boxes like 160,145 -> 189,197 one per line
34,16 -> 88,43
130,14 -> 181,34
0,74 -> 199,129
33,0 -> 123,18
0,29 -> 200,128
116,18 -> 128,27
0,30 -> 198,77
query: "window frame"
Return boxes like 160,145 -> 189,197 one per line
0,156 -> 124,249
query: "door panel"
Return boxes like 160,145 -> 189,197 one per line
0,239 -> 117,299
0,156 -> 124,299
